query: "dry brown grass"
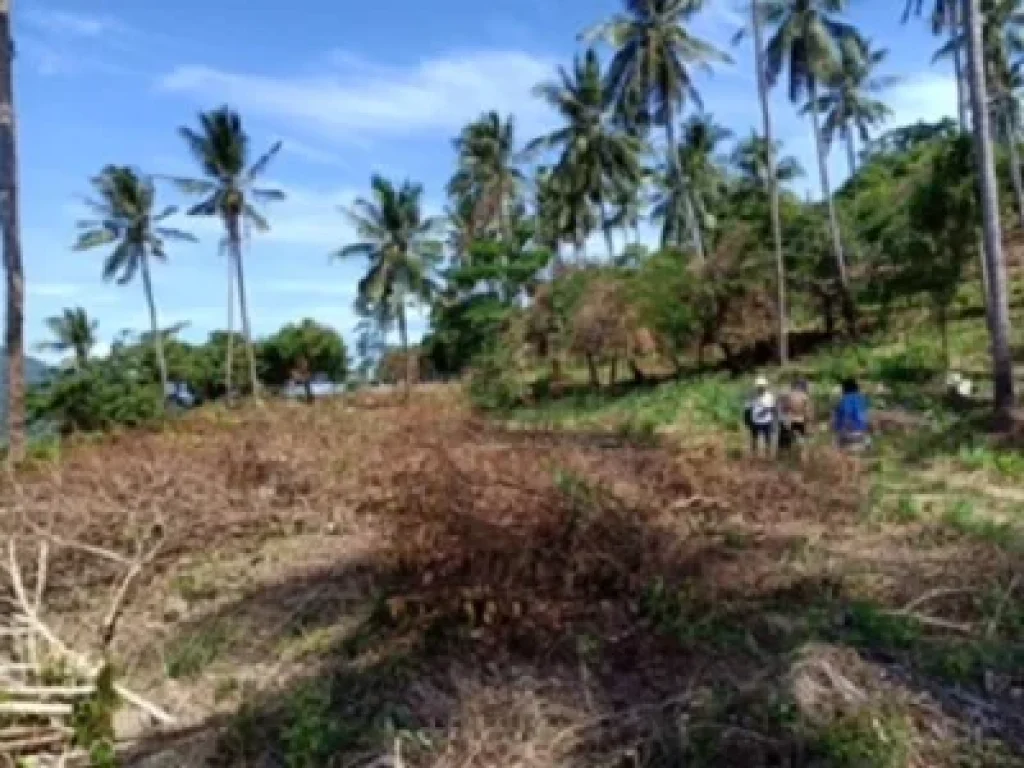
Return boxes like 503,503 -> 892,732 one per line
1,388 -> 1021,766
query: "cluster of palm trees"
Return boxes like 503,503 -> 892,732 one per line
0,0 -> 1021,459
71,108 -> 284,402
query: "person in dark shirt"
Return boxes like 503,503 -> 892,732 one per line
833,377 -> 870,450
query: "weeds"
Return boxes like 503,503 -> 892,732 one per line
164,622 -> 231,678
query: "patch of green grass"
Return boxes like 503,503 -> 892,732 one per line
956,444 -> 1024,480
172,571 -> 220,603
841,601 -> 922,651
164,622 -> 231,679
813,708 -> 912,768
941,500 -> 1019,549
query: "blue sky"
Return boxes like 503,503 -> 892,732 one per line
15,0 -> 955,361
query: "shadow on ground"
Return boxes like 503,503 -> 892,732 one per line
127,418 -> 1024,767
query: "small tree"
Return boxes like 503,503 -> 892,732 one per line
260,319 -> 347,401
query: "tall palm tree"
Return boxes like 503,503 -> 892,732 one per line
583,0 -> 730,262
37,307 -> 96,368
764,0 -> 863,335
529,49 -> 645,261
174,107 -> 284,398
0,0 -> 24,461
964,0 -> 1015,421
805,39 -> 897,177
333,176 -> 443,398
731,134 -> 805,188
449,112 -> 524,242
739,0 -> 792,363
74,166 -> 196,397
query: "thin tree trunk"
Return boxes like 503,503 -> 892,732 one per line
752,0 -> 788,366
809,77 -> 856,337
600,201 -> 615,261
964,0 -> 1014,422
397,302 -> 411,401
0,0 -> 24,463
1002,108 -> 1024,240
140,253 -> 169,402
665,116 -> 705,261
951,2 -> 969,130
845,128 -> 857,179
229,214 -> 259,398
224,232 -> 235,399
586,354 -> 600,389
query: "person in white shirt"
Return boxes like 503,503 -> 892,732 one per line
744,375 -> 777,457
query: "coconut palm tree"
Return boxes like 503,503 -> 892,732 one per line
174,107 -> 284,398
731,134 -> 805,188
37,308 -> 97,368
652,114 -> 730,251
449,112 -> 524,242
804,40 -> 898,177
0,0 -> 24,461
763,0 -> 863,334
733,0 -> 792,362
73,165 -> 196,397
964,0 -> 1015,421
583,0 -> 730,262
333,176 -> 443,398
528,48 -> 646,261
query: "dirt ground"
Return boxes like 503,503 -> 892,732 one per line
1,388 -> 1022,766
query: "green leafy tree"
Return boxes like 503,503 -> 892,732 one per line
448,111 -> 524,241
529,48 -> 645,260
804,39 -> 897,177
763,0 -> 863,333
36,307 -> 97,369
175,106 -> 284,397
584,0 -> 730,262
261,319 -> 347,401
74,165 -> 196,396
731,134 -> 804,189
334,176 -> 443,398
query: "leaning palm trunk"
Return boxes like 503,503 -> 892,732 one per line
140,253 -> 169,401
950,3 -> 969,130
665,117 -> 705,261
753,0 -> 788,365
223,234 -> 236,399
809,77 -> 856,336
0,0 -> 24,463
228,214 -> 259,398
964,0 -> 1014,421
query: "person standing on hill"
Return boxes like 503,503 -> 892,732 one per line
779,377 -> 813,456
833,377 -> 870,451
745,375 -> 777,457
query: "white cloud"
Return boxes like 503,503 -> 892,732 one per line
883,71 -> 957,127
159,49 -> 559,142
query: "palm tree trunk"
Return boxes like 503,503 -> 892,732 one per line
224,234 -> 235,399
665,116 -> 705,261
0,0 -> 24,463
845,128 -> 857,179
752,0 -> 788,366
228,214 -> 259,398
809,77 -> 855,336
600,201 -> 615,261
964,0 -> 1014,422
950,2 -> 969,130
140,253 -> 169,400
397,302 -> 411,401
1001,108 -> 1024,240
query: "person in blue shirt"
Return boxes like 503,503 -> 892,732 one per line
833,377 -> 870,449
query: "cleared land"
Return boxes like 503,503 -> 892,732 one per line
1,372 -> 1022,766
